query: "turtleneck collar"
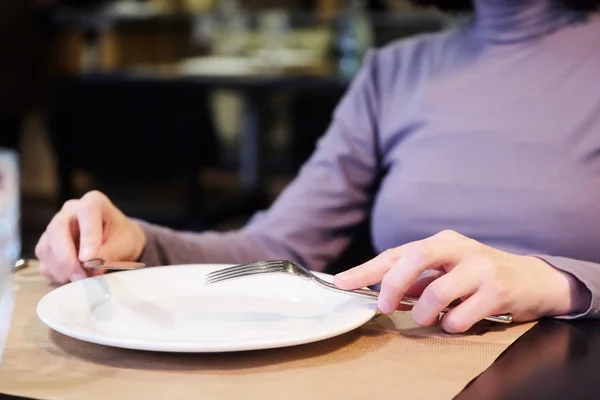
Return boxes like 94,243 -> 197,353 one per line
470,0 -> 581,44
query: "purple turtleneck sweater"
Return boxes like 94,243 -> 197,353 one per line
139,1 -> 600,318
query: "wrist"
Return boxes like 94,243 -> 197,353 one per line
130,220 -> 148,262
526,256 -> 591,316
556,269 -> 592,316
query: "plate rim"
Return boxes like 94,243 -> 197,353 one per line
37,263 -> 378,353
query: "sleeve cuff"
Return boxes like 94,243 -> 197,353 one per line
533,255 -> 600,319
133,219 -> 167,267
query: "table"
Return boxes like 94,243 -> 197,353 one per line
457,319 -> 600,400
2,269 -> 600,399
4,321 -> 600,400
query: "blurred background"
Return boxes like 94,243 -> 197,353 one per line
0,0 -> 460,264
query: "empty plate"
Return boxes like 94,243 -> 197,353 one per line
37,264 -> 378,352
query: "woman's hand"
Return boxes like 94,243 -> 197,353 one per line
334,230 -> 591,333
34,191 -> 147,284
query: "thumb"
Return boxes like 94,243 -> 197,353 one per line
83,243 -> 125,276
76,197 -> 106,262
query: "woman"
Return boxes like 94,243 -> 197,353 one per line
35,0 -> 600,333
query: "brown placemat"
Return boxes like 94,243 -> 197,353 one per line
0,268 -> 535,400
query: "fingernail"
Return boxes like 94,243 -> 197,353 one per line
335,272 -> 349,281
71,272 -> 87,282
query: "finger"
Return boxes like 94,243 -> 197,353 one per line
410,265 -> 480,326
335,233 -> 469,291
378,240 -> 470,314
42,242 -> 70,284
34,230 -> 48,262
39,261 -> 53,281
46,214 -> 86,283
396,271 -> 441,311
61,200 -> 81,246
334,247 -> 406,289
90,268 -> 107,276
440,292 -> 498,334
76,193 -> 106,261
35,232 -> 56,282
405,270 -> 443,297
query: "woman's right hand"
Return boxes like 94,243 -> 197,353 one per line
35,191 -> 147,284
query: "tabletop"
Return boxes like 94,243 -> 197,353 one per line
457,318 -> 600,400
2,268 -> 600,400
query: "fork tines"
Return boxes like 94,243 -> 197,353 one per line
205,260 -> 287,285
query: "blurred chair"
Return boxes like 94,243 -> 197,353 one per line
44,77 -> 222,230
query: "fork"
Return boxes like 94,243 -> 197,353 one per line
205,260 -> 513,324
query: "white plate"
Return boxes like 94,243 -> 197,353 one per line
37,264 -> 378,352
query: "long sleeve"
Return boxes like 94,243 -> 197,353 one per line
138,51 -> 382,272
535,255 -> 600,319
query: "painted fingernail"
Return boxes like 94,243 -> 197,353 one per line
70,272 -> 87,282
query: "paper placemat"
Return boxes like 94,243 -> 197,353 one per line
0,268 -> 536,400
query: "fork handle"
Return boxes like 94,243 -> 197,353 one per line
323,284 -> 513,324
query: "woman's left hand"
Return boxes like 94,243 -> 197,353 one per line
334,230 -> 590,333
